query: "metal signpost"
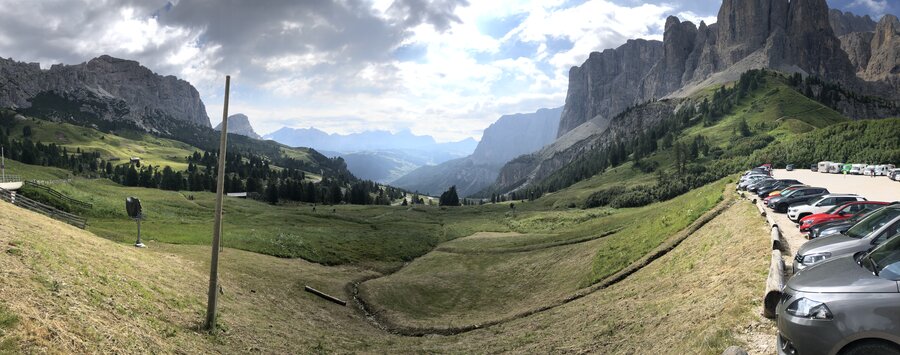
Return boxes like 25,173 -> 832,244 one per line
205,75 -> 230,331
125,197 -> 144,247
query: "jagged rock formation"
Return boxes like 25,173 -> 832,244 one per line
864,15 -> 900,85
829,9 -> 876,36
393,107 -> 561,197
840,32 -> 875,72
556,40 -> 663,138
214,113 -> 261,139
556,0 -> 896,139
0,55 -> 210,131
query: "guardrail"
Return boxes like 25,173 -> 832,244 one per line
22,181 -> 92,210
0,187 -> 87,229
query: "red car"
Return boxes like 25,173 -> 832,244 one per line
798,201 -> 889,232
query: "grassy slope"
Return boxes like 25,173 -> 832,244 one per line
359,178 -> 727,329
0,188 -> 769,354
6,116 -> 316,173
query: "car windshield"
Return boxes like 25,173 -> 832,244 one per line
846,208 -> 900,239
781,189 -> 801,197
824,204 -> 845,214
864,232 -> 900,280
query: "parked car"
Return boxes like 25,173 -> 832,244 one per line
807,211 -> 873,239
881,164 -> 897,176
777,232 -> 900,355
764,185 -> 808,202
810,164 -> 817,172
799,201 -> 890,233
756,180 -> 803,198
818,161 -> 832,173
787,194 -> 867,222
828,162 -> 843,174
849,163 -> 866,175
769,187 -> 830,213
793,204 -> 900,271
786,164 -> 794,171
890,168 -> 900,181
739,175 -> 772,190
746,178 -> 777,193
863,165 -> 877,176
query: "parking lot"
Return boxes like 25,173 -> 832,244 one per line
771,169 -> 900,202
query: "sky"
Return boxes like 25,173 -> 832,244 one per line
0,0 -> 895,142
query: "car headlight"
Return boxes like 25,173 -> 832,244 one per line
801,252 -> 832,265
786,297 -> 833,320
803,220 -> 813,225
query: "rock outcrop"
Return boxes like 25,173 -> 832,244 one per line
829,9 -> 876,36
556,39 -> 663,138
0,55 -> 210,131
840,32 -> 875,72
864,15 -> 900,84
214,113 -> 261,139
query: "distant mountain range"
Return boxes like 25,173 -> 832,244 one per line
264,127 -> 477,183
391,107 -> 562,197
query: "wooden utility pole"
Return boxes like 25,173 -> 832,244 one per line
205,75 -> 230,331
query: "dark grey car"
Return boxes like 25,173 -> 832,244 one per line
777,234 -> 900,355
794,206 -> 900,271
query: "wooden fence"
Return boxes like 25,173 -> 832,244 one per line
0,187 -> 87,229
22,181 -> 93,210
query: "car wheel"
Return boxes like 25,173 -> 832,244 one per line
841,340 -> 900,355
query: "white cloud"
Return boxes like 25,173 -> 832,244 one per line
849,0 -> 889,15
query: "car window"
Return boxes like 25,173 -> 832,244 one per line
817,197 -> 834,206
867,233 -> 900,280
845,204 -> 862,213
847,209 -> 900,239
874,221 -> 900,244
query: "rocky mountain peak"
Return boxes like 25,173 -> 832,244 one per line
829,9 -> 876,36
215,113 -> 261,139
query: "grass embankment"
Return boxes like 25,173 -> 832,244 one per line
358,178 -> 727,330
0,187 -> 769,354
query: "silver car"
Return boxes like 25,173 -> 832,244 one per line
793,206 -> 900,271
777,233 -> 900,355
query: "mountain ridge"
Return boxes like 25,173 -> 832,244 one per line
0,55 -> 210,132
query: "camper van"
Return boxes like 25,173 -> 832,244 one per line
849,164 -> 867,175
880,164 -> 897,176
817,161 -> 831,173
863,165 -> 877,176
828,162 -> 843,174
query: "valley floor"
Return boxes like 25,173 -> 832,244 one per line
0,183 -> 774,354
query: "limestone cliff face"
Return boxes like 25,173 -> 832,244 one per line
864,15 -> 900,84
0,55 -> 210,131
829,9 -> 876,36
556,39 -> 663,138
214,114 -> 261,139
840,32 -> 875,72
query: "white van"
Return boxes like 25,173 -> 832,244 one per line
880,164 -> 896,176
864,165 -> 878,176
818,161 -> 832,173
850,164 -> 866,175
829,162 -> 843,174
